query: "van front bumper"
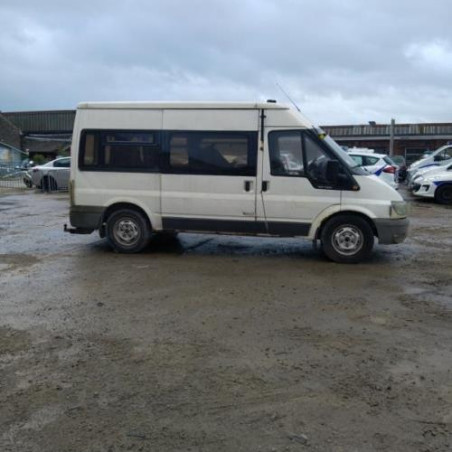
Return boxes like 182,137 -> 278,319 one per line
374,218 -> 409,244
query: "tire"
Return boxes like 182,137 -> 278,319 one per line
41,176 -> 58,191
321,215 -> 374,264
106,209 -> 150,253
434,184 -> 452,205
24,178 -> 33,188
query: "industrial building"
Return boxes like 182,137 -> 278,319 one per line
1,110 -> 452,165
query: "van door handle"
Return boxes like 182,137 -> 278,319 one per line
244,180 -> 253,192
262,181 -> 269,192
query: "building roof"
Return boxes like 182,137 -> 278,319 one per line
77,101 -> 289,110
3,110 -> 75,134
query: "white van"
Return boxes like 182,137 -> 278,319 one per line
66,101 -> 408,263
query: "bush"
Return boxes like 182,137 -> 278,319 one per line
32,154 -> 47,165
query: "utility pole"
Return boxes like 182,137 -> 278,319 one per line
389,118 -> 395,156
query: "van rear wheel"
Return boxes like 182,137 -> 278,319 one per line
106,209 -> 150,253
321,215 -> 374,263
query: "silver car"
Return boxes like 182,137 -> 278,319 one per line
31,157 -> 71,190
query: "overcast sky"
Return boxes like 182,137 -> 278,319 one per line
1,0 -> 452,124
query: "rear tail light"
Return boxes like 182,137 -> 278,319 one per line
383,166 -> 396,174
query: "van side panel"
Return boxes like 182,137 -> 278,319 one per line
72,109 -> 163,228
162,109 -> 258,131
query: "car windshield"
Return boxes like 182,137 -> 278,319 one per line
321,135 -> 362,169
383,156 -> 397,166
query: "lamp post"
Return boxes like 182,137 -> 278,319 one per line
389,118 -> 395,157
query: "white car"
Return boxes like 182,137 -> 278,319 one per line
348,151 -> 399,189
31,157 -> 71,190
409,162 -> 452,189
406,144 -> 452,183
412,168 -> 452,204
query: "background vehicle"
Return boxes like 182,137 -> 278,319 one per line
347,150 -> 399,189
407,144 -> 452,183
31,157 -> 71,190
391,155 -> 407,182
23,170 -> 33,188
412,169 -> 452,204
409,162 -> 452,189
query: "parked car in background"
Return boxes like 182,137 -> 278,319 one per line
347,149 -> 399,189
391,155 -> 407,182
412,168 -> 452,204
31,157 -> 71,190
409,162 -> 452,189
406,144 -> 452,184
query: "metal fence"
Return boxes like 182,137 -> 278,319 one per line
0,164 -> 29,191
0,164 -> 66,193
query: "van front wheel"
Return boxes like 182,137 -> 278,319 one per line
321,215 -> 374,263
106,209 -> 150,253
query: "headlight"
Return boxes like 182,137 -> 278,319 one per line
390,201 -> 408,218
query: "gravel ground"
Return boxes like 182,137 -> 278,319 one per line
0,188 -> 451,452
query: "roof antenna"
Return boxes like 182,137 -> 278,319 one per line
276,83 -> 301,112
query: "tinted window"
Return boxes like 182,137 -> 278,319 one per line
53,158 -> 70,168
79,130 -> 160,171
165,132 -> 257,176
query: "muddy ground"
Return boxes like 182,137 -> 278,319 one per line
0,188 -> 451,452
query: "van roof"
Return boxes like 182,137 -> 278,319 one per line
77,101 -> 290,110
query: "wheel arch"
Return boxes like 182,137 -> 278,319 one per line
100,202 -> 153,238
314,210 -> 378,241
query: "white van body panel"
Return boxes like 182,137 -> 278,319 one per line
162,109 -> 259,131
161,174 -> 257,219
76,108 -> 164,130
341,175 -> 403,218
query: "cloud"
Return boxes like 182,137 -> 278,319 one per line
405,40 -> 452,72
1,0 -> 452,124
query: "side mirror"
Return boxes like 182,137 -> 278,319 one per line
434,154 -> 442,162
326,159 -> 340,185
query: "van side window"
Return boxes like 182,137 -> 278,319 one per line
269,131 -> 304,176
304,134 -> 336,187
79,130 -> 160,172
269,130 -> 342,188
166,132 -> 257,176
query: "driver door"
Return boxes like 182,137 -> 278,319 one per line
257,129 -> 341,235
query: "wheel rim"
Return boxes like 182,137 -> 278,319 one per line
113,218 -> 141,247
331,225 -> 363,256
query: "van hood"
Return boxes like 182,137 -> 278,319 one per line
353,174 -> 404,202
